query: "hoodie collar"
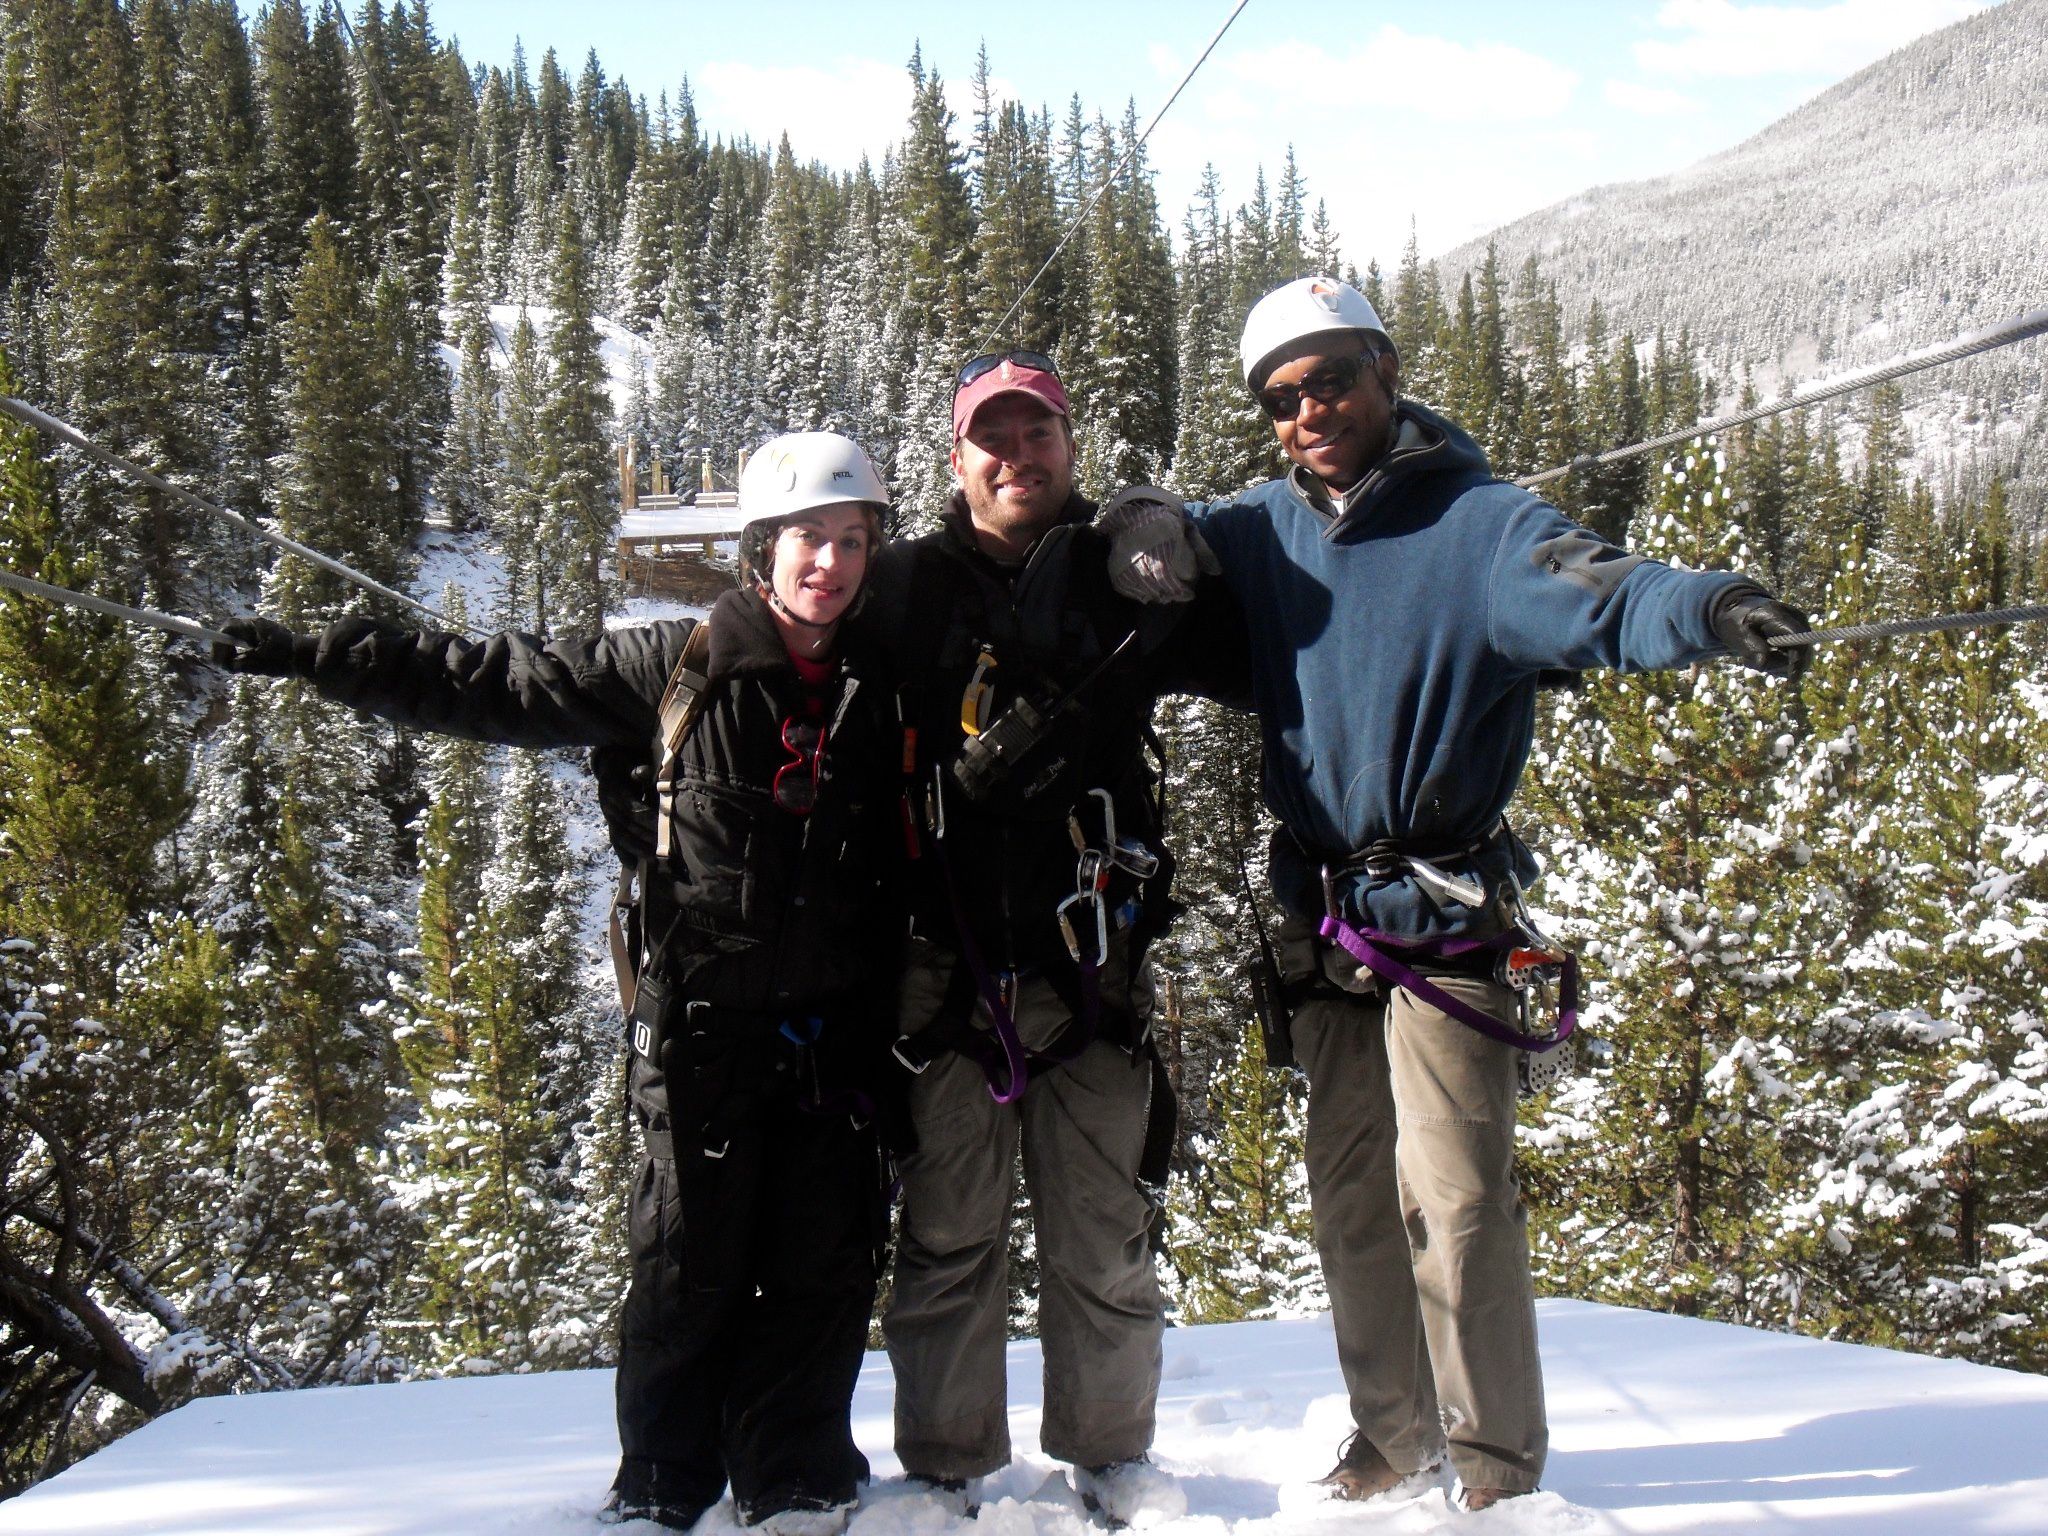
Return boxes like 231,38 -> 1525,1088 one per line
708,586 -> 811,678
1289,401 -> 1491,536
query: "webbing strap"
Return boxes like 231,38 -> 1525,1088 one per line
1318,915 -> 1577,1053
609,865 -> 639,1015
654,620 -> 714,860
927,834 -> 1032,1103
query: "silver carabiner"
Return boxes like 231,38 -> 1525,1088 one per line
1057,890 -> 1109,965
1088,787 -> 1116,851
1403,853 -> 1488,909
927,763 -> 948,840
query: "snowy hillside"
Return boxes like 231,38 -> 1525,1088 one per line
9,1303 -> 2048,1536
1436,0 -> 2048,502
437,302 -> 654,425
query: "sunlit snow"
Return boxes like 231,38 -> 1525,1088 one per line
8,1303 -> 2048,1536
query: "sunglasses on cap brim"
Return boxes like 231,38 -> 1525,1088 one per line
955,350 -> 1060,393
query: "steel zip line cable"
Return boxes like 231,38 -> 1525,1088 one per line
974,0 -> 1254,354
0,566 -> 236,649
1766,603 -> 2048,650
0,393 -> 468,632
1515,306 -> 2048,491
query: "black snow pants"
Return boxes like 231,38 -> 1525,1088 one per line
613,1018 -> 887,1525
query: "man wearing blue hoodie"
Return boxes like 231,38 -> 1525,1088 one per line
1103,277 -> 1809,1512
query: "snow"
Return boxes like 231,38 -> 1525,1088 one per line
438,304 -> 653,422
618,508 -> 747,539
9,1302 -> 2048,1535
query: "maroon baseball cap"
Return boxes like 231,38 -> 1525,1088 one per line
951,353 -> 1071,440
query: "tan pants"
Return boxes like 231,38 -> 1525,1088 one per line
1283,916 -> 1547,1494
882,937 -> 1163,1478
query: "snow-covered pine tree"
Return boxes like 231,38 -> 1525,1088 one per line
1519,446 -> 1810,1322
0,348 -> 253,1488
1071,105 -> 1175,496
1786,481 -> 2048,1370
270,215 -> 417,620
493,307 -> 547,627
540,194 -> 615,633
1166,1023 -> 1319,1325
439,135 -> 497,535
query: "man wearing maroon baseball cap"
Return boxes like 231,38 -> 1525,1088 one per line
946,350 -> 1075,562
856,349 -> 1246,1527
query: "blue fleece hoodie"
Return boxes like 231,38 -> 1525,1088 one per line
1191,401 -> 1753,940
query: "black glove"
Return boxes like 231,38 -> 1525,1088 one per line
1711,588 -> 1812,680
212,616 -> 303,676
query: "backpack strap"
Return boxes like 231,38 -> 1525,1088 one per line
653,618 -> 714,861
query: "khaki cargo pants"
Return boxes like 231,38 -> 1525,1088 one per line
882,935 -> 1163,1478
1282,915 -> 1547,1495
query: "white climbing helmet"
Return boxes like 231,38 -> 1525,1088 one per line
738,430 -> 891,527
1239,275 -> 1394,390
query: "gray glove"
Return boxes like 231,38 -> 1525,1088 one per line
1711,588 -> 1812,680
212,615 -> 303,676
1100,485 -> 1219,604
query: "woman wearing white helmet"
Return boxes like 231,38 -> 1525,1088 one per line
215,430 -> 902,1536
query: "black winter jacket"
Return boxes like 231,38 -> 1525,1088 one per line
298,587 -> 900,1013
857,492 -> 1249,1028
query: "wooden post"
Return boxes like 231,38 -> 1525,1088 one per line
650,445 -> 664,498
618,442 -> 636,511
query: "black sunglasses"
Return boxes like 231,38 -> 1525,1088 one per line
955,350 -> 1060,393
1256,354 -> 1373,421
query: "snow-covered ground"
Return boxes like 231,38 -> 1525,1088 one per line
437,303 -> 653,423
9,1301 -> 2048,1536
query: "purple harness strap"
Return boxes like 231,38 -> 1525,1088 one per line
1318,914 -> 1578,1053
929,833 -> 1034,1104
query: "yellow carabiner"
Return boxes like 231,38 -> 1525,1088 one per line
960,645 -> 998,736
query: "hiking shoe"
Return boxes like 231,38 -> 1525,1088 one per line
1459,1485 -> 1528,1512
903,1473 -> 982,1518
1316,1432 -> 1442,1503
597,1486 -> 707,1529
744,1503 -> 852,1536
1072,1454 -> 1186,1528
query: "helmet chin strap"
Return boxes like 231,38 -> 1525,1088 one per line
757,575 -> 839,640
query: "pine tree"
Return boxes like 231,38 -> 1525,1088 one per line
1072,105 -> 1176,493
1166,1026 -> 1318,1324
1520,446 -> 1810,1321
253,0 -> 356,272
896,45 -> 975,343
270,216 -> 415,623
0,347 -> 250,1486
539,194 -> 615,632
439,134 -> 497,534
43,0 -> 190,608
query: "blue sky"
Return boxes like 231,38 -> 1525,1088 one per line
313,0 -> 1989,271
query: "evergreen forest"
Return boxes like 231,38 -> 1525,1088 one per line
1,0 -> 2044,1497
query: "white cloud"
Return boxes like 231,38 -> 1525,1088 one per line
1634,0 -> 1990,80
694,57 -> 910,165
1604,79 -> 1705,117
1223,27 -> 1579,126
1138,26 -> 1592,269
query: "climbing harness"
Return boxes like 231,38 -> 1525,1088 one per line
1316,848 -> 1581,1059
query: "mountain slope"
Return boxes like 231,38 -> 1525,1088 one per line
1439,0 -> 2048,502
